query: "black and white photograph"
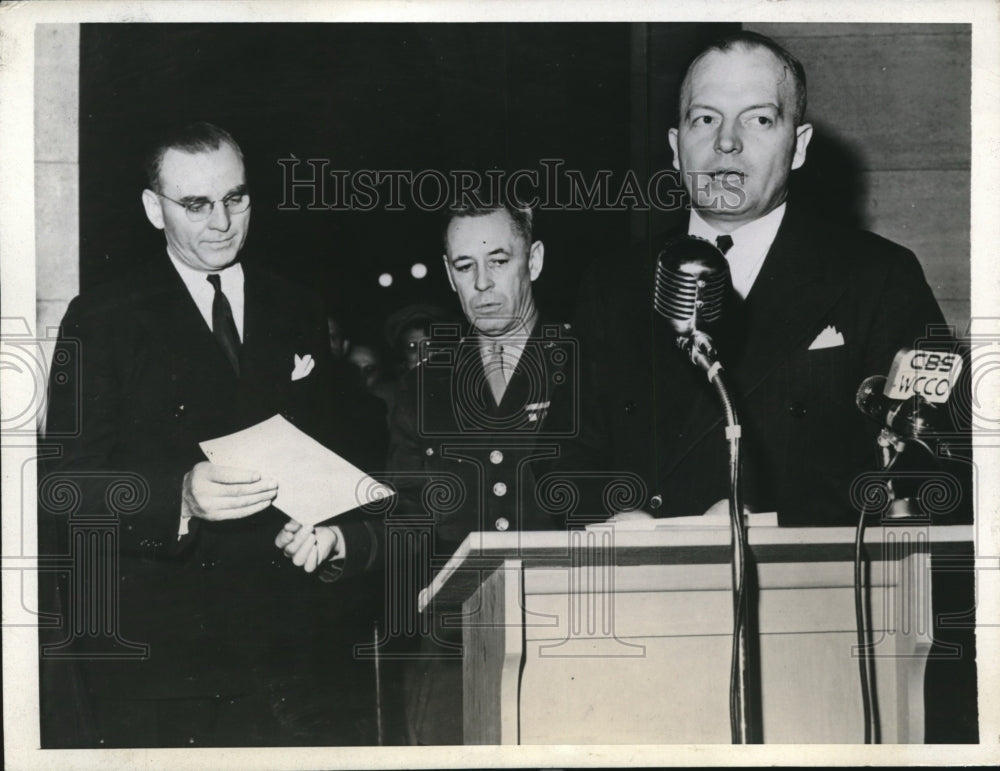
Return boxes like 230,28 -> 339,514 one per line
2,1 -> 998,768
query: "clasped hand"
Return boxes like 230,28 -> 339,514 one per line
275,520 -> 340,573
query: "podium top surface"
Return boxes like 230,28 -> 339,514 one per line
419,522 -> 974,611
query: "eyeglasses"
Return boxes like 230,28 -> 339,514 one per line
155,190 -> 251,222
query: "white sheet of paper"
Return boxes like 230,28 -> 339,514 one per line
587,511 -> 778,531
199,414 -> 394,526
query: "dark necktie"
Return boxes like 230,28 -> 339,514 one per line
207,273 -> 241,376
715,234 -> 734,256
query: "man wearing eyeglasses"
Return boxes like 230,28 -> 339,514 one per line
42,122 -> 382,747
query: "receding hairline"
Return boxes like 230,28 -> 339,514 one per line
144,122 -> 245,191
152,145 -> 246,200
679,39 -> 807,124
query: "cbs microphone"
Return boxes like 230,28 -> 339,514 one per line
856,348 -> 963,458
653,236 -> 731,375
856,375 -> 945,456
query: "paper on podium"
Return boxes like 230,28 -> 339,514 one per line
587,510 -> 778,531
199,414 -> 394,526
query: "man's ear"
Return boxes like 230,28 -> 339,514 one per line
791,123 -> 814,171
668,128 -> 681,172
528,241 -> 544,282
141,189 -> 165,230
441,253 -> 456,292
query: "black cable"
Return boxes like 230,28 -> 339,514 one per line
853,445 -> 892,744
709,369 -> 749,744
853,502 -> 874,744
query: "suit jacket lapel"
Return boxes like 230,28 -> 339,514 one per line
465,320 -> 554,427
143,254 -> 238,383
730,206 -> 849,396
239,264 -> 278,383
500,327 -> 552,424
656,206 -> 849,480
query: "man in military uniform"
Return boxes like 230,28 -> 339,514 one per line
278,197 -> 574,743
396,198 -> 575,743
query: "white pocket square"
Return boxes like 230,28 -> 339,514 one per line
291,353 -> 315,381
807,325 -> 845,350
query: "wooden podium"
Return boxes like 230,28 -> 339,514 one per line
418,521 -> 973,744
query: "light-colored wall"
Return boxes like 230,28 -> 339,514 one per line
748,23 -> 971,333
35,24 -> 79,358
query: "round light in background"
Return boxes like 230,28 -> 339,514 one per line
378,273 -> 393,288
411,262 -> 428,280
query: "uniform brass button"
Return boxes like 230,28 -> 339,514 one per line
649,494 -> 663,510
493,482 -> 508,497
489,450 -> 504,464
425,447 -> 434,456
495,517 -> 510,531
789,402 -> 807,418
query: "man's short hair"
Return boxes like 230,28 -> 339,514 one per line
443,190 -> 534,250
144,121 -> 244,190
680,30 -> 808,125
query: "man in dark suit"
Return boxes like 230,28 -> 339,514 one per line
560,31 -> 950,527
557,31 -> 976,743
41,122 -> 382,747
278,199 -> 573,743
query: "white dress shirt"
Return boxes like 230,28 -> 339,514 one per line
167,252 -> 245,536
688,203 -> 787,299
167,251 -> 245,340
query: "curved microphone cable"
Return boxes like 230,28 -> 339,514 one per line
653,236 -> 751,743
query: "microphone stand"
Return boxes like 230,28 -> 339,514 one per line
683,336 -> 752,744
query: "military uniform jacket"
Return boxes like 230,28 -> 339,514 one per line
385,319 -> 575,555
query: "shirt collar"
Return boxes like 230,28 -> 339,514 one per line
687,204 -> 787,298
688,202 -> 787,255
477,310 -> 538,372
167,250 -> 244,300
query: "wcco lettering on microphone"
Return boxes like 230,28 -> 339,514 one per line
884,348 -> 963,404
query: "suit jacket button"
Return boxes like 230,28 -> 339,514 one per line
492,482 -> 508,497
789,402 -> 807,418
624,400 -> 636,414
649,494 -> 663,510
489,450 -> 504,465
495,517 -> 510,531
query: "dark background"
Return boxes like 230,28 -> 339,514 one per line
79,23 -> 735,340
73,23 -> 976,744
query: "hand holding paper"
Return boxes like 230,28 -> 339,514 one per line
199,414 -> 395,526
182,460 -> 278,522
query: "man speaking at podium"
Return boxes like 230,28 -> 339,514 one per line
560,31 -> 949,528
